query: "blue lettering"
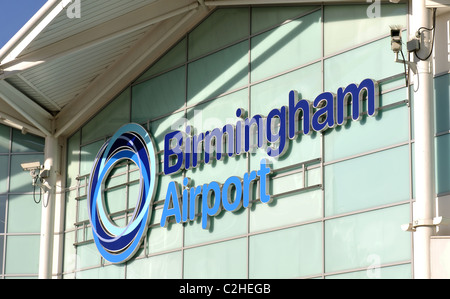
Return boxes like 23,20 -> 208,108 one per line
163,131 -> 184,175
159,159 -> 274,229
312,92 -> 336,132
202,181 -> 222,229
336,78 -> 379,125
244,114 -> 264,152
243,170 -> 257,208
266,106 -> 288,157
258,159 -> 272,204
160,181 -> 182,227
189,185 -> 202,221
159,79 -> 379,229
182,178 -> 190,222
288,90 -> 312,138
222,176 -> 243,212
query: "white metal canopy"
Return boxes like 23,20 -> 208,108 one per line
0,0 -> 210,138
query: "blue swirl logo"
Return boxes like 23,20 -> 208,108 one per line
88,123 -> 158,264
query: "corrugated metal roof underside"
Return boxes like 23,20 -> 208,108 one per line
6,27 -> 149,113
19,0 -> 155,56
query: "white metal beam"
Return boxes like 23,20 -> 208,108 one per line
17,74 -> 62,111
204,0 -> 391,5
0,80 -> 53,136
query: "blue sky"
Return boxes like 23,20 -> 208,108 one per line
0,0 -> 48,48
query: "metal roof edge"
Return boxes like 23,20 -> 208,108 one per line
0,0 -> 66,66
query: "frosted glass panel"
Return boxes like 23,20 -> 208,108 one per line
325,145 -> 410,216
12,130 -> 45,153
0,124 -> 9,153
79,140 -> 103,176
249,223 -> 322,278
251,62 -> 321,114
0,196 -> 5,233
147,223 -> 183,254
76,264 -> 124,279
434,74 -> 450,133
324,35 -> 406,92
0,156 -> 8,193
127,251 -> 182,279
7,195 -> 41,233
138,38 -> 187,81
250,189 -> 322,232
252,6 -> 318,34
63,229 -> 76,273
251,10 -> 321,83
81,88 -> 130,144
326,263 -> 411,279
436,134 -> 450,195
66,131 -> 80,188
324,4 -> 407,56
132,67 -> 185,123
187,41 -> 248,106
188,8 -> 249,60
184,238 -> 247,279
324,103 -> 409,162
104,185 -> 127,217
325,204 -> 411,273
76,242 -> 100,269
184,208 -> 248,247
5,235 -> 40,274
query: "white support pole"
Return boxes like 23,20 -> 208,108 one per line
411,0 -> 436,279
38,135 -> 58,279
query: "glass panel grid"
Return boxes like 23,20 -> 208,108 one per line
65,4 -> 414,279
0,125 -> 44,278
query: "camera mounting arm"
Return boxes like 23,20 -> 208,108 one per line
394,51 -> 418,75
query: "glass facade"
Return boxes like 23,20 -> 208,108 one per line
61,3 -> 416,278
0,2 -> 407,279
0,124 -> 44,278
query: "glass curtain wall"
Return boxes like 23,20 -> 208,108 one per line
64,3 -> 415,278
0,124 -> 44,278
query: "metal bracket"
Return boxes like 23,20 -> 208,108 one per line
395,52 -> 418,74
401,216 -> 450,232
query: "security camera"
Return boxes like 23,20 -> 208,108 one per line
390,25 -> 403,53
21,162 -> 44,187
21,161 -> 42,172
389,0 -> 400,3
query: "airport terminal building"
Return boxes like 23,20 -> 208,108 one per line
0,0 -> 449,279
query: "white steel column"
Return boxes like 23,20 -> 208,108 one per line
411,0 -> 436,279
38,135 -> 58,279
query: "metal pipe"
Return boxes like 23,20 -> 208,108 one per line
411,0 -> 436,279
